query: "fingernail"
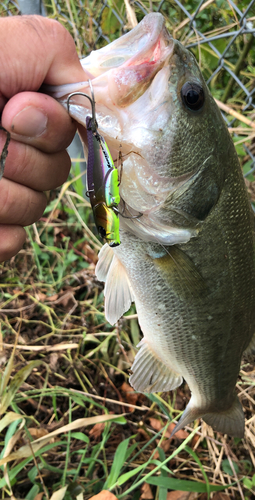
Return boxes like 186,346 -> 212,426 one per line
11,106 -> 48,138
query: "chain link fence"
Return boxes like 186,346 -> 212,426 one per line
1,0 -> 255,210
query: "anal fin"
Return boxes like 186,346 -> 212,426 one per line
129,340 -> 183,393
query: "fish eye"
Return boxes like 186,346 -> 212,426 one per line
181,82 -> 204,111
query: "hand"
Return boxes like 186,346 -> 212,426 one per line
0,15 -> 86,261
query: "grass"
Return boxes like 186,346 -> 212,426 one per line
0,0 -> 255,499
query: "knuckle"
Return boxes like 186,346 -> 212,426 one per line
47,18 -> 75,49
0,181 -> 12,218
22,192 -> 47,226
0,226 -> 25,262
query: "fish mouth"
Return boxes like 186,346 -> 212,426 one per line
47,14 -> 180,221
81,13 -> 174,108
91,13 -> 172,70
48,13 -> 174,117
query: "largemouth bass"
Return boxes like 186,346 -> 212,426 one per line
49,13 -> 255,438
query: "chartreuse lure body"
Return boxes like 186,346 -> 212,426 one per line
67,90 -> 120,247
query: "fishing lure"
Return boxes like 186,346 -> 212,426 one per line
67,86 -> 121,247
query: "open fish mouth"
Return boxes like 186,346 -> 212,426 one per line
47,13 -> 174,126
80,13 -> 174,108
83,13 -> 172,74
46,14 -> 177,218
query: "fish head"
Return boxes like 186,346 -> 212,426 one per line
49,13 -> 230,240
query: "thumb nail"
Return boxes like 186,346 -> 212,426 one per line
11,106 -> 48,138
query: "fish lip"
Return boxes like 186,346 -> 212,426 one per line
96,14 -> 174,109
120,13 -> 174,68
82,13 -> 174,75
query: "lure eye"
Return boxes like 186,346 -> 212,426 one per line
98,226 -> 106,238
181,82 -> 204,111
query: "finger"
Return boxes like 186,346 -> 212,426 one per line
0,130 -> 71,190
0,177 -> 47,226
0,225 -> 26,262
0,16 -> 87,101
1,92 -> 76,153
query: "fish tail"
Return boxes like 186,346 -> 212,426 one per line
202,394 -> 244,438
171,394 -> 244,438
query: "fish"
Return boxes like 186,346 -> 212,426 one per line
48,13 -> 255,438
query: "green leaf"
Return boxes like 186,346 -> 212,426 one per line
70,432 -> 89,443
159,487 -> 168,500
117,464 -> 146,486
243,477 -> 253,489
1,360 -> 42,414
0,441 -> 65,488
123,441 -> 138,461
104,437 -> 130,489
185,445 -> 210,496
110,416 -> 127,425
158,446 -> 168,500
28,465 -> 39,483
25,484 -> 40,500
146,476 -> 231,493
149,460 -> 171,474
157,447 -> 166,463
145,394 -> 170,417
70,395 -> 86,407
130,317 -> 140,347
222,459 -> 240,476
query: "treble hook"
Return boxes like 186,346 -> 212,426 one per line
67,79 -> 98,133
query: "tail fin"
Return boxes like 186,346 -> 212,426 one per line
203,395 -> 244,438
171,394 -> 244,439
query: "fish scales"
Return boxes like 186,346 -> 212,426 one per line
49,13 -> 255,437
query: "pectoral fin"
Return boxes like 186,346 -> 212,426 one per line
129,340 -> 183,393
152,245 -> 207,299
96,243 -> 115,282
96,243 -> 134,325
